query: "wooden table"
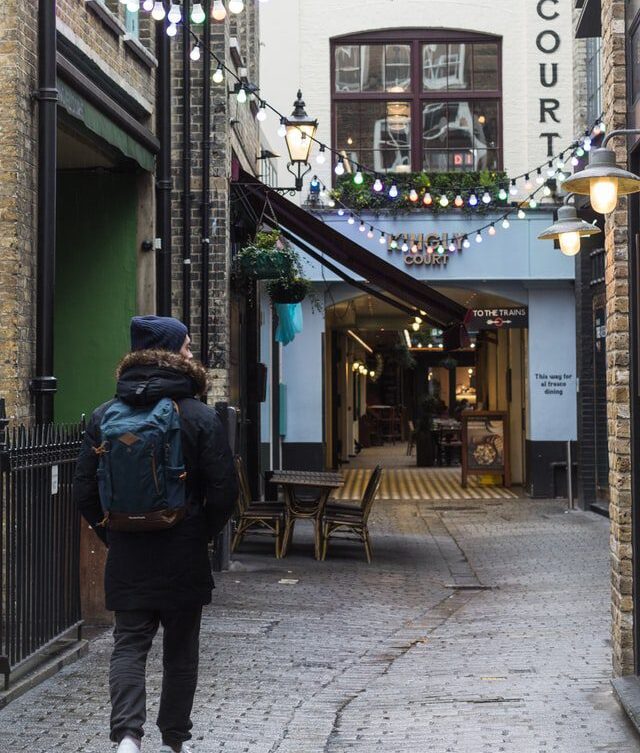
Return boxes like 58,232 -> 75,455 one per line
269,470 -> 344,559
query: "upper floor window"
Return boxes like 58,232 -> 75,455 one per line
332,30 -> 502,174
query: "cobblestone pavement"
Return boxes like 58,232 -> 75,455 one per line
1,496 -> 639,752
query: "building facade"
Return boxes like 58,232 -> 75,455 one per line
256,0 -> 578,493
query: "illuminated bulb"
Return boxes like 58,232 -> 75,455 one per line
212,65 -> 224,84
347,215 -> 355,225
576,146 -> 585,157
547,165 -> 556,178
373,177 -> 383,192
367,226 -> 374,238
369,371 -> 375,378
236,86 -> 247,104
212,0 -> 227,20
488,224 -> 496,236
190,44 -> 201,61
517,208 -> 526,219
337,208 -> 345,216
469,193 -> 478,206
543,185 -> 551,196
389,183 -> 398,198
412,322 -> 420,332
415,316 -> 423,324
475,232 -> 483,243
439,194 -> 449,207
448,242 -> 456,253
502,218 -> 510,229
256,104 -> 267,122
423,192 -> 433,206
536,172 -> 545,185
530,199 -> 538,208
409,189 -> 418,202
334,161 -> 345,176
127,0 -> 141,12
166,22 -> 178,36
401,242 -> 409,252
571,155 -> 580,167
470,342 -> 476,349
168,2 -> 182,23
229,0 -> 244,13
558,231 -> 581,256
583,137 -> 592,152
390,239 -> 398,249
462,237 -> 471,249
590,177 -> 618,214
509,183 -> 518,196
411,244 -> 418,253
316,147 -> 326,165
353,171 -> 364,185
498,188 -> 507,201
151,1 -> 166,20
482,191 -> 491,204
557,172 -> 566,183
143,0 -> 154,9
379,233 -> 386,245
438,343 -> 444,349
435,244 -> 443,254
426,245 -> 434,254
556,159 -> 565,171
524,176 -> 533,191
454,194 -> 463,207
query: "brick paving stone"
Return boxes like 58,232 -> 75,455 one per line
0,496 -> 638,752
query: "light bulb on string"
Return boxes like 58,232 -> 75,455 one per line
517,208 -> 526,219
379,233 -> 386,245
530,199 -> 538,208
190,43 -> 201,61
454,194 -> 463,207
583,136 -> 592,152
353,171 -> 364,185
423,192 -> 432,206
316,146 -> 326,165
212,65 -> 224,84
481,190 -> 491,204
191,3 -> 206,22
390,239 -> 398,249
127,0 -> 141,12
437,244 -> 445,255
546,162 -> 555,178
151,1 -> 166,20
120,0 -> 129,5
411,243 -> 418,253
448,241 -> 456,253
236,86 -> 247,104
334,160 -> 345,176
409,188 -> 418,202
212,0 -> 227,20
367,226 -> 374,239
502,218 -> 510,229
509,180 -> 518,196
576,146 -> 585,157
401,242 -> 409,252
488,224 -> 496,236
524,175 -> 533,191
475,232 -> 483,243
389,183 -> 398,199
168,2 -> 182,23
536,169 -> 544,185
166,22 -> 178,36
412,322 -> 420,332
543,184 -> 551,196
439,194 -> 449,207
256,102 -> 267,122
143,0 -> 154,9
571,155 -> 580,167
462,236 -> 471,249
347,214 -> 355,225
372,177 -> 383,192
557,172 -> 566,183
498,187 -> 507,201
468,193 -> 478,206
229,0 -> 244,13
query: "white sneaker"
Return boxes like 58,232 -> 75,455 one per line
159,746 -> 193,753
117,736 -> 141,753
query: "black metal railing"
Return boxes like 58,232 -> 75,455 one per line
0,399 -> 84,689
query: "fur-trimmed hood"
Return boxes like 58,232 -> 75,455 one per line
115,349 -> 208,404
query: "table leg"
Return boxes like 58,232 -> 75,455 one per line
314,490 -> 331,560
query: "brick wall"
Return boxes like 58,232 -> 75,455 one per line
600,0 -> 633,676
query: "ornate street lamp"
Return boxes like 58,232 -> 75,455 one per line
564,131 -> 640,214
283,90 -> 318,191
537,201 -> 601,256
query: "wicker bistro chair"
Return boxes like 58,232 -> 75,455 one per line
321,465 -> 383,563
231,456 -> 285,558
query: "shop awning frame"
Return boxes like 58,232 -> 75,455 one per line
234,171 -> 467,331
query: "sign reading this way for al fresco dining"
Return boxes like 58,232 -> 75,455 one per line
466,307 -> 529,330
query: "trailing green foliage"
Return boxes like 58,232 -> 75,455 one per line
234,230 -> 302,280
332,171 -> 509,214
266,276 -> 312,304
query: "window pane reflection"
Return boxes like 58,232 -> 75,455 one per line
335,45 -> 361,92
473,43 -> 499,90
336,101 -> 411,173
385,44 -> 411,91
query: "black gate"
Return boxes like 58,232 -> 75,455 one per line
0,399 -> 84,689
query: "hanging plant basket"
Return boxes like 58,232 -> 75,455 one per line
267,276 -> 311,304
234,230 -> 300,280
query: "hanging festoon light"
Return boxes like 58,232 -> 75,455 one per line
358,221 -> 366,233
142,0 -> 154,9
537,203 -> 601,256
212,64 -> 224,84
282,90 -> 318,190
228,0 -> 244,13
353,170 -> 364,185
212,0 -> 227,20
423,191 -> 432,206
379,232 -> 386,245
409,188 -> 419,202
439,194 -> 449,207
502,218 -> 510,229
236,85 -> 247,104
563,145 -> 640,215
316,145 -> 326,165
498,186 -> 507,201
388,182 -> 399,198
488,223 -> 496,236
367,226 -> 374,238
166,21 -> 178,36
151,1 -> 166,20
167,1 -> 182,23
347,214 -> 355,225
468,192 -> 478,206
454,193 -> 464,207
517,208 -> 526,219
127,0 -> 141,12
372,176 -> 383,192
190,2 -> 206,22
475,231 -> 483,243
481,190 -> 492,205
190,43 -> 201,61
256,101 -> 267,121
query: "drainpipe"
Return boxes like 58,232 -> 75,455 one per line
156,3 -> 172,315
200,6 -> 211,365
182,0 -> 192,330
32,0 -> 58,424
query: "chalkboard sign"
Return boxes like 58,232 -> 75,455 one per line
461,411 -> 510,487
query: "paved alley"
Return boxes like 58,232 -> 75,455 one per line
1,495 -> 638,752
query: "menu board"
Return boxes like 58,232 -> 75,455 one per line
461,411 -> 510,487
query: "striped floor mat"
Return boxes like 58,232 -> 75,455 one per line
332,467 -> 519,501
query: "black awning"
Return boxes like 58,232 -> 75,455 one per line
576,0 -> 601,38
234,171 -> 467,331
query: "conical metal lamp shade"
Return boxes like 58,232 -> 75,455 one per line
537,205 -> 602,241
563,147 -> 640,197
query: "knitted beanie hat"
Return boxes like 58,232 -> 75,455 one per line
130,315 -> 188,354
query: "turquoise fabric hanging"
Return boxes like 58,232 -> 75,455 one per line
274,302 -> 303,345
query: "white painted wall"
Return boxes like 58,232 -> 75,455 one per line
260,0 -> 574,193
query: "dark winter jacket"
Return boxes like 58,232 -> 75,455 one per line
72,350 -> 238,612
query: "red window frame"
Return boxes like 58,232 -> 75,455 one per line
330,29 -> 503,176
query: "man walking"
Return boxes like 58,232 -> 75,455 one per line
73,315 -> 238,753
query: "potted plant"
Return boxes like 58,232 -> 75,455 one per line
266,276 -> 311,304
415,394 -> 441,467
234,230 -> 300,280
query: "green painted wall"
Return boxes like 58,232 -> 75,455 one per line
55,172 -> 138,423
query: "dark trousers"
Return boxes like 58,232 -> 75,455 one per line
110,607 -> 202,747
